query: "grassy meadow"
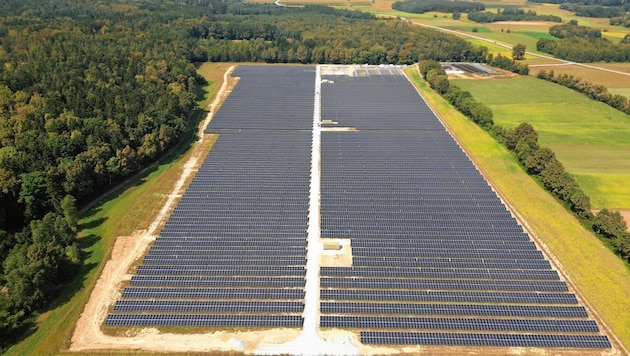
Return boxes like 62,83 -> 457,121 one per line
451,76 -> 630,209
407,68 -> 630,351
5,63 -> 229,356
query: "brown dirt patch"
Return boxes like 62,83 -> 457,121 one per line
320,238 -> 353,267
372,0 -> 395,12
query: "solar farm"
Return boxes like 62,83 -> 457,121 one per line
106,64 -> 613,353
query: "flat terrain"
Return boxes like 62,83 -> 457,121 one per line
529,63 -> 630,97
451,75 -> 630,210
409,69 -> 630,353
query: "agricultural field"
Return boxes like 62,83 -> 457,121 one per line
451,76 -> 630,210
529,63 -> 630,97
272,0 -> 630,61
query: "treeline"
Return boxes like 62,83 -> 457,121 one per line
392,0 -> 484,15
549,22 -> 602,39
420,62 -> 494,128
526,0 -> 630,25
0,0 -> 216,347
560,3 -> 629,18
419,60 -> 630,264
610,15 -> 630,27
468,8 -> 562,23
537,32 -> 630,62
486,54 -> 530,75
536,70 -> 630,114
528,0 -> 626,5
199,12 -> 489,64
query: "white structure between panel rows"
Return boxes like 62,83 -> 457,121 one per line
254,66 -> 360,356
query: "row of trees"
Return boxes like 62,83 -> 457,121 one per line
559,3 -> 629,18
549,21 -> 602,39
419,60 -> 630,265
528,0 -> 627,5
468,8 -> 562,23
197,11 -> 490,64
391,0 -> 484,15
420,61 -> 494,128
537,36 -> 630,61
610,15 -> 630,27
536,70 -> 630,115
525,0 -> 630,25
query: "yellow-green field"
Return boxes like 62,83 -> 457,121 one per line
528,63 -> 630,97
408,68 -> 630,352
451,76 -> 630,210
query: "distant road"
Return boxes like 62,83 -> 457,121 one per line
412,22 -> 630,77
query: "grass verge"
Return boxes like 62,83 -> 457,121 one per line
406,67 -> 630,352
4,63 -> 232,356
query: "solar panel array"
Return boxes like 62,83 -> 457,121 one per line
106,65 -> 316,328
318,69 -> 611,349
105,65 -> 611,350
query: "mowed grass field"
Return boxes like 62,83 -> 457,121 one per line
407,68 -> 630,352
451,76 -> 630,209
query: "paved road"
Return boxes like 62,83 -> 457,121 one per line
412,21 -> 630,77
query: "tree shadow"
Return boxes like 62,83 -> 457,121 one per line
78,217 -> 108,231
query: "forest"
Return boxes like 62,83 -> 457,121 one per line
391,0 -> 484,15
527,0 -> 630,25
467,8 -> 562,23
0,0 -> 497,347
537,22 -> 630,62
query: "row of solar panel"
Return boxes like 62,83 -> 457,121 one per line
114,300 -> 304,313
160,231 -> 307,238
320,302 -> 588,318
320,290 -> 577,304
130,276 -> 304,288
142,256 -> 305,265
152,237 -> 307,246
320,278 -> 569,292
320,197 -> 505,205
360,331 -> 612,349
321,232 -> 528,241
106,314 -> 303,327
318,204 -> 509,211
161,223 -> 308,229
321,224 -> 524,232
347,230 -> 529,239
166,217 -> 307,223
322,316 -> 599,332
351,257 -> 551,269
136,265 -> 306,276
350,249 -> 544,260
321,218 -> 525,226
148,247 -> 306,256
320,267 -> 559,281
123,288 -> 304,300
350,239 -> 535,249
